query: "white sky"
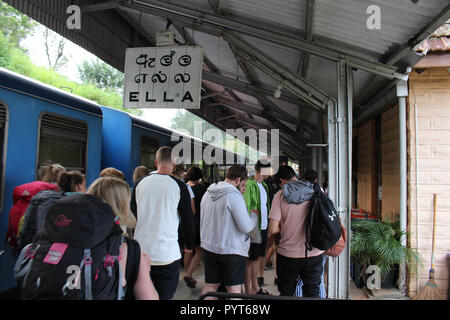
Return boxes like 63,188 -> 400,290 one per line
22,25 -> 178,128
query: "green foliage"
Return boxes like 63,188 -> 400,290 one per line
0,1 -> 37,50
0,32 -> 13,67
1,43 -> 141,116
351,219 -> 421,279
78,58 -> 124,91
170,109 -> 218,137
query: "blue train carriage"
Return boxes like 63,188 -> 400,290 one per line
101,106 -> 244,185
101,106 -> 191,186
0,67 -> 103,293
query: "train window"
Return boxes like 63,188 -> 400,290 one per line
0,102 -> 7,209
140,135 -> 159,172
38,113 -> 87,174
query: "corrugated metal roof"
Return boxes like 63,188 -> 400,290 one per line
314,0 -> 449,55
221,0 -> 305,32
5,0 -> 450,161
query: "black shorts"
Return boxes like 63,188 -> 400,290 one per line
248,229 -> 268,261
203,250 -> 247,286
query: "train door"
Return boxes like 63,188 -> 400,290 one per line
0,102 -> 7,208
140,135 -> 159,172
37,113 -> 88,176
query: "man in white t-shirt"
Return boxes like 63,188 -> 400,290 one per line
131,147 -> 195,300
243,160 -> 271,295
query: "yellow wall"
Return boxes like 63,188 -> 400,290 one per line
407,67 -> 450,299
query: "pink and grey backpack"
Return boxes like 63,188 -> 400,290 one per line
14,193 -> 128,300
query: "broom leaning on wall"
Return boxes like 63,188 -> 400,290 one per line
415,194 -> 445,300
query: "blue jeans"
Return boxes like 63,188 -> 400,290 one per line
150,259 -> 180,300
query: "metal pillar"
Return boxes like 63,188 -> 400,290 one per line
317,111 -> 324,186
397,81 -> 408,295
327,61 -> 352,299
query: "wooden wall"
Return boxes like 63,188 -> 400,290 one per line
356,119 -> 376,213
381,106 -> 400,221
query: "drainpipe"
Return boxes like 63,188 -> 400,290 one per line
397,80 -> 408,295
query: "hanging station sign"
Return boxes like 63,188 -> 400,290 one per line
123,46 -> 204,109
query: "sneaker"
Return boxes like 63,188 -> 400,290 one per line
265,262 -> 273,270
183,276 -> 197,288
256,288 -> 272,295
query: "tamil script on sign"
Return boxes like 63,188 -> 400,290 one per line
124,46 -> 203,109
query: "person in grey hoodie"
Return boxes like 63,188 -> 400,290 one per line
200,165 -> 258,298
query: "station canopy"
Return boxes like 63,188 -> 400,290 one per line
6,0 -> 450,162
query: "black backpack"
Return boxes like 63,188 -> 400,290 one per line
18,190 -> 65,252
14,193 -> 127,300
305,184 -> 342,255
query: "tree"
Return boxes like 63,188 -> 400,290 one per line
170,110 -> 217,138
0,32 -> 13,67
43,27 -> 68,72
78,58 -> 124,91
0,1 -> 37,50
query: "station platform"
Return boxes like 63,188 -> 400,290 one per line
174,261 -> 367,300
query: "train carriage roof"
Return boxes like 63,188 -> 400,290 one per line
0,67 -> 102,117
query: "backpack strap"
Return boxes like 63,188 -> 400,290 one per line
14,243 -> 40,288
116,236 -> 127,300
82,249 -> 93,300
124,238 -> 141,300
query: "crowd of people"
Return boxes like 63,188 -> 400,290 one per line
8,146 -> 328,300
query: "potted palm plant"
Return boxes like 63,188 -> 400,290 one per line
350,219 -> 420,289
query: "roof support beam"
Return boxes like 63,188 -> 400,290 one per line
202,70 -> 316,112
202,71 -> 317,131
296,0 -> 315,79
224,31 -> 330,110
171,22 -> 243,104
81,1 -> 119,13
223,33 -> 312,137
114,6 -> 156,45
357,4 -> 449,108
119,0 -> 408,80
354,82 -> 398,126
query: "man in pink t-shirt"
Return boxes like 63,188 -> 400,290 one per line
268,165 -> 324,297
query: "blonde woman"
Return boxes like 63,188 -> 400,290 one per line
39,163 -> 65,184
88,177 -> 136,234
99,167 -> 125,180
87,177 -> 159,300
133,166 -> 150,184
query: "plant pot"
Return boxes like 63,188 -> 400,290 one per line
380,266 -> 399,289
350,259 -> 366,289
